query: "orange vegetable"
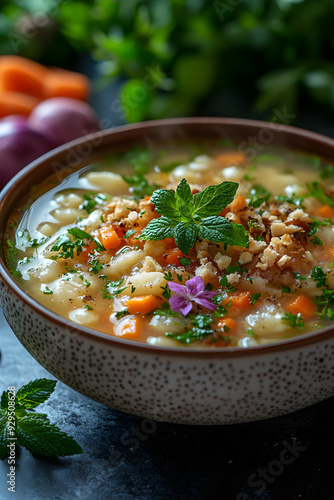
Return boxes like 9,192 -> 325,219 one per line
43,69 -> 90,101
225,291 -> 253,310
231,195 -> 247,213
115,317 -> 140,340
216,152 -> 246,166
165,248 -> 185,265
216,317 -> 238,334
80,243 -> 95,261
99,226 -> 121,251
127,295 -> 159,315
0,91 -> 39,117
286,295 -> 317,320
0,55 -> 48,98
317,205 -> 334,219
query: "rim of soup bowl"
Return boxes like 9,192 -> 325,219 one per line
1,116 -> 334,358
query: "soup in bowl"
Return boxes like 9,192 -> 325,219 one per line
1,118 -> 334,424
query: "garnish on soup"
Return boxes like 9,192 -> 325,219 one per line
4,144 -> 334,348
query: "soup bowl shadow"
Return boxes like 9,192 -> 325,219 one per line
1,117 -> 334,425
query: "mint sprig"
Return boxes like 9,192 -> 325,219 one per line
140,178 -> 249,254
0,379 -> 82,459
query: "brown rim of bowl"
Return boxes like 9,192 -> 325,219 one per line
1,116 -> 334,358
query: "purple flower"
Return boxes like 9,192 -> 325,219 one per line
168,276 -> 217,316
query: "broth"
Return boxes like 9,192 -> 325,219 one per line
5,141 -> 334,348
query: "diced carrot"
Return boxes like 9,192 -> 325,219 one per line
0,90 -> 39,118
115,317 -> 140,340
216,317 -> 238,334
126,295 -> 159,315
215,152 -> 246,166
219,207 -> 230,217
164,237 -> 177,249
43,68 -> 90,101
286,294 -> 317,320
225,291 -> 253,311
231,195 -> 247,213
165,247 -> 185,265
317,205 -> 334,219
99,226 -> 121,251
0,55 -> 48,98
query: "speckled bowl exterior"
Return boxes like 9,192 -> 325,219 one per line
2,118 -> 334,425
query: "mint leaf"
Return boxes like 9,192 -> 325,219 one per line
16,416 -> 83,457
193,181 -> 238,217
0,391 -> 9,410
176,177 -> 193,207
0,379 -> 82,460
140,178 -> 249,254
174,222 -> 198,254
140,217 -> 176,240
16,379 -> 57,409
0,416 -> 11,460
150,189 -> 180,219
198,217 -> 249,247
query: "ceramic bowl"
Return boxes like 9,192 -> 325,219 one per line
1,117 -> 334,425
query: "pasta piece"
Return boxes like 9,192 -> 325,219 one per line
86,172 -> 129,194
27,259 -> 62,283
103,250 -> 145,279
51,208 -> 83,224
122,272 -> 166,297
69,307 -> 99,326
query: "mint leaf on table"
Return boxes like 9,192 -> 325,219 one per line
16,379 -> 57,409
0,378 -> 82,459
0,416 -> 10,460
16,416 -> 82,458
140,178 -> 249,254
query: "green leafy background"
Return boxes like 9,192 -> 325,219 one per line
1,0 -> 334,122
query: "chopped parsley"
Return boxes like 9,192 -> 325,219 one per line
250,293 -> 261,305
307,182 -> 334,208
219,275 -> 237,293
274,193 -> 305,208
310,266 -> 327,288
247,328 -> 256,336
101,278 -> 127,299
80,192 -> 107,214
115,309 -> 129,318
89,259 -> 104,274
310,236 -> 323,246
248,184 -> 271,208
51,228 -> 104,260
281,312 -> 304,329
292,272 -> 307,280
307,217 -> 333,237
124,229 -> 137,239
